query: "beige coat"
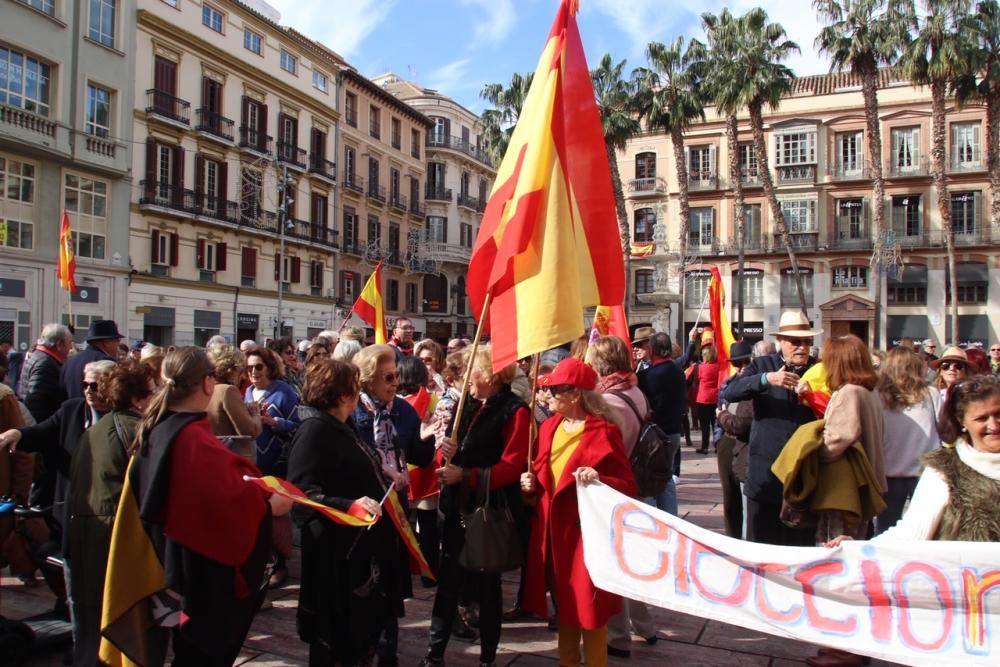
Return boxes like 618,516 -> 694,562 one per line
823,384 -> 886,494
207,383 -> 262,437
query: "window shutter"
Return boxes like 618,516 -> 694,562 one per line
194,155 -> 205,197
169,233 -> 179,267
202,77 -> 211,109
442,218 -> 448,244
242,247 -> 256,277
354,273 -> 361,298
443,118 -> 451,137
216,242 -> 227,271
291,256 -> 301,283
196,238 -> 206,269
274,252 -> 281,281
973,124 -> 982,160
151,229 -> 160,264
708,144 -> 716,175
145,138 -> 157,186
259,103 -> 268,149
172,146 -> 185,206
313,261 -> 323,289
241,95 -> 250,126
684,145 -> 690,173
218,161 -> 228,205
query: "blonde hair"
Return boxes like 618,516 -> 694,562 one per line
133,346 -> 214,453
879,347 -> 930,410
206,344 -> 246,385
466,345 -> 516,385
701,345 -> 717,363
587,336 -> 632,376
353,344 -> 397,390
340,326 -> 366,344
579,389 -> 625,435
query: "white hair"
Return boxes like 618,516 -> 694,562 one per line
84,360 -> 116,377
332,339 -> 362,362
205,335 -> 228,349
239,339 -> 258,353
39,323 -> 72,348
753,340 -> 775,358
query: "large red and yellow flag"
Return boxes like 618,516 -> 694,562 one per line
467,0 -> 625,371
707,266 -> 737,385
589,304 -> 630,347
351,261 -> 387,344
244,475 -> 376,527
57,211 -> 76,292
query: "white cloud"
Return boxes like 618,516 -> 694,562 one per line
459,0 -> 517,45
426,58 -> 473,95
587,0 -> 676,61
265,0 -> 396,58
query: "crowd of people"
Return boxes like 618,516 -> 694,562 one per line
0,310 -> 998,667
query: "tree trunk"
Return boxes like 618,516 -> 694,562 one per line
987,94 -> 1000,229
671,125 -> 691,343
727,115 -> 746,338
862,66 -> 886,349
750,101 -> 808,318
607,143 -> 632,318
930,80 -> 958,344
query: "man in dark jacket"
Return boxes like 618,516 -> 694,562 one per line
723,311 -> 820,546
637,332 -> 687,516
21,323 -> 74,422
61,320 -> 123,399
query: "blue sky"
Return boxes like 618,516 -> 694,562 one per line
266,0 -> 832,113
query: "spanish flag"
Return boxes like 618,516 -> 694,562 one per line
57,211 -> 76,292
244,475 -> 376,527
630,242 -> 654,257
589,304 -> 630,346
385,487 -> 435,580
467,0 -> 625,371
800,363 -> 831,419
351,260 -> 387,344
707,266 -> 737,385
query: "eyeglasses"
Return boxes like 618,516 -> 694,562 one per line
991,348 -> 1000,352
940,362 -> 967,372
382,371 -> 399,383
547,384 -> 576,396
247,363 -> 266,372
396,326 -> 415,332
82,381 -> 100,392
781,337 -> 811,348
283,349 -> 296,356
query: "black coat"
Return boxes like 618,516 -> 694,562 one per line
61,344 -> 113,399
20,347 -> 66,422
722,352 -> 817,504
638,359 -> 688,436
287,409 -> 397,663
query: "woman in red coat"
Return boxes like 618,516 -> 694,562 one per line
520,358 -> 636,666
695,345 -> 720,454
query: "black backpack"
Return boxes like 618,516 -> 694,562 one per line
610,390 -> 675,497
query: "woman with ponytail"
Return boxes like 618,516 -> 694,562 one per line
103,347 -> 289,667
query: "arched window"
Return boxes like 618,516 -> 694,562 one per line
635,152 -> 656,179
635,269 -> 654,296
633,208 -> 656,243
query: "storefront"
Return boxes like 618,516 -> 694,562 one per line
236,313 -> 259,344
193,310 -> 222,347
143,306 -> 175,346
946,314 -> 993,348
886,314 -> 930,348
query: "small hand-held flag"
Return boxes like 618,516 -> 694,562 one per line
589,304 -> 630,347
351,260 -> 387,344
707,266 -> 737,385
466,0 -> 625,371
57,211 -> 76,293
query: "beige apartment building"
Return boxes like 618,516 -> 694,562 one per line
128,0 -> 431,345
373,73 -> 495,340
620,70 -> 999,349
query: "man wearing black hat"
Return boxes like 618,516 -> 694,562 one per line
714,341 -> 753,539
61,320 -> 124,399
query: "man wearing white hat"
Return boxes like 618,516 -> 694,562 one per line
723,311 -> 821,546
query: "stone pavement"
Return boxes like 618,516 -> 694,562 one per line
3,444 -> 901,666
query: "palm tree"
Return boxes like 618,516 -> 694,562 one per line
814,0 -> 915,348
900,0 -> 972,345
703,8 -> 749,336
478,72 -> 534,165
592,54 -> 643,313
633,37 -> 708,341
733,8 -> 809,316
955,0 -> 1000,229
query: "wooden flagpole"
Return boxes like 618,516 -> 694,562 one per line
444,289 -> 492,464
525,353 -> 541,470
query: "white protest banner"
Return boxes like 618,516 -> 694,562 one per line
577,482 -> 1000,666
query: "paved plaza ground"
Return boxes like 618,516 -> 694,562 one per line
2,445 -> 901,666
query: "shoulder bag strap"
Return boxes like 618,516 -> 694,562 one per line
112,413 -> 130,453
610,389 -> 645,422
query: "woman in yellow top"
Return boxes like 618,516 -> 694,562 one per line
520,358 -> 636,666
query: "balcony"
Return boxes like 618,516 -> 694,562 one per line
367,184 -> 386,205
830,161 -> 870,182
950,228 -> 993,246
426,185 -> 453,202
389,192 -> 408,212
424,241 -> 472,264
426,133 -> 494,167
887,157 -> 929,178
739,167 -> 762,187
831,232 -> 873,251
893,230 -> 927,248
73,131 -> 128,174
687,171 -> 718,191
345,107 -> 357,127
146,89 -> 190,125
238,126 -> 272,157
776,164 -> 816,184
276,142 -> 307,169
385,250 -> 404,268
1,104 -> 57,139
457,193 -> 480,210
408,200 -> 426,218
687,238 -> 720,255
308,155 -> 337,182
343,173 -> 364,195
774,231 -> 819,251
195,108 -> 234,142
627,177 -> 667,197
341,241 -> 363,256
721,236 -> 770,254
948,156 -> 985,174
286,217 -> 340,249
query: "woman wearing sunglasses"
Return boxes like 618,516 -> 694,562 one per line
352,344 -> 436,667
931,346 -> 969,406
520,357 -> 636,667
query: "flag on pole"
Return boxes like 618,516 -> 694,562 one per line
707,266 -> 737,385
589,304 -> 630,347
57,211 -> 76,292
351,261 -> 387,344
467,0 -> 625,371
244,476 -> 376,527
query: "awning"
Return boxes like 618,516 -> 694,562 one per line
888,264 -> 927,286
946,314 -> 993,347
887,314 -> 929,346
143,306 -> 175,328
194,310 -> 221,329
946,262 -> 989,284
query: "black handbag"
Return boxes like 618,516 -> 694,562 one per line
458,468 -> 523,574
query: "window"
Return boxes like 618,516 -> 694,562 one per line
775,131 -> 816,165
391,118 -> 401,149
635,269 -> 654,296
0,47 -> 51,116
196,239 -> 226,273
688,208 -> 714,249
390,168 -> 400,203
835,198 -> 866,241
388,222 -> 400,262
343,207 -> 358,250
369,105 -> 381,139
738,143 -> 758,179
426,216 -> 446,243
946,263 -> 988,304
243,28 -> 262,55
430,116 -> 447,143
368,157 -> 380,190
891,195 -> 921,238
633,207 -> 655,243
0,158 -> 36,202
738,270 -> 764,306
240,168 -> 262,221
687,145 -> 714,179
460,222 -> 473,248
201,4 -> 223,33
427,162 -> 445,191
781,269 -> 814,307
833,266 -> 868,289
198,157 -> 221,212
150,229 -> 178,268
406,283 -> 418,312
280,49 -> 297,75
345,92 -> 357,127
835,131 -> 863,176
888,265 -> 927,305
88,0 -> 116,47
65,173 -> 107,259
344,145 -> 356,183
240,247 -> 256,286
740,204 -> 762,247
951,191 -> 980,236
888,285 -> 926,304
635,152 -> 656,179
460,171 -> 470,198
311,193 -> 328,230
411,129 -> 420,158
240,96 -> 266,149
0,218 -> 33,250
19,0 -> 55,17
891,127 -> 919,172
686,271 -> 711,308
951,122 -> 981,168
312,70 -> 328,93
387,279 -> 400,311
781,199 -> 817,232
367,216 -> 382,245
310,260 -> 324,290
85,84 -> 111,138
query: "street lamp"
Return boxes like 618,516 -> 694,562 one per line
276,165 -> 294,339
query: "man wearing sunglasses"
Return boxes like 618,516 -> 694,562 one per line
723,311 -> 821,547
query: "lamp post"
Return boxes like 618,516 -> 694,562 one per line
276,164 -> 291,339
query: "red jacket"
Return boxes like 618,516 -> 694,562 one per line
695,361 -> 720,405
523,414 -> 636,629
